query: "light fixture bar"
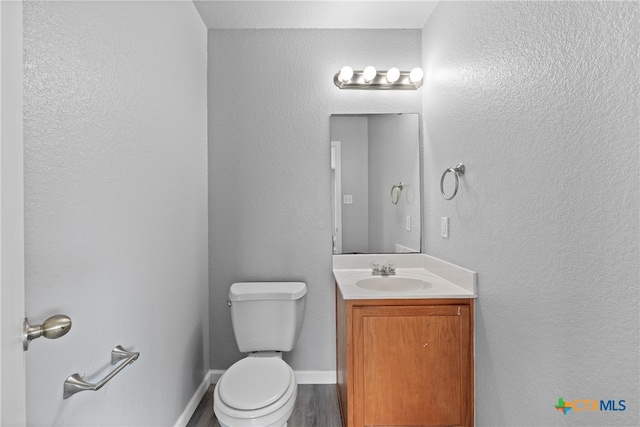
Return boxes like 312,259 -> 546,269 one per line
333,68 -> 423,90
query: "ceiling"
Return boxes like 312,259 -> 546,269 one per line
192,1 -> 439,29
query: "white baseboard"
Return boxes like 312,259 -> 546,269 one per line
209,369 -> 225,384
175,368 -> 337,426
295,370 -> 336,384
174,371 -> 212,427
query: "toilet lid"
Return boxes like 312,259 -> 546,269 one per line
219,358 -> 292,410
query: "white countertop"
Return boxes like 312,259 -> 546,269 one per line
333,253 -> 477,300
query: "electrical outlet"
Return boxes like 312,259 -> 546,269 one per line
343,195 -> 353,205
441,217 -> 449,238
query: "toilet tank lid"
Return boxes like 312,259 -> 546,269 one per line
229,282 -> 307,301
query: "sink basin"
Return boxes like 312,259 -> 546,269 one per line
356,276 -> 432,293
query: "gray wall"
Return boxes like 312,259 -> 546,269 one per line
23,2 -> 209,425
208,29 -> 422,371
422,2 -> 639,425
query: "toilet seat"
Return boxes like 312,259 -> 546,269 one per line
214,357 -> 297,426
219,358 -> 292,410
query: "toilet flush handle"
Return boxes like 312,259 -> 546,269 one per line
227,300 -> 232,307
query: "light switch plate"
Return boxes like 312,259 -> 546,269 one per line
343,195 -> 353,204
441,217 -> 449,238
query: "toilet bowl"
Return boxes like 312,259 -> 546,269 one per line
214,357 -> 297,427
213,282 -> 306,427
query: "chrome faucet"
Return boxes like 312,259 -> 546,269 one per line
371,262 -> 396,276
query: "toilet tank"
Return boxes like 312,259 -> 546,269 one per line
228,282 -> 307,353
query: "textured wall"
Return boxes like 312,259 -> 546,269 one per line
23,1 -> 208,425
422,2 -> 639,425
208,29 -> 422,371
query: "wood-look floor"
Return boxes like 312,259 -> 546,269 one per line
186,384 -> 343,427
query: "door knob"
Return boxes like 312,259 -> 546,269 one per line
23,314 -> 72,351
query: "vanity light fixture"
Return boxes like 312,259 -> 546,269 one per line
386,67 -> 400,83
409,67 -> 424,84
363,66 -> 377,83
337,66 -> 354,83
334,66 -> 423,90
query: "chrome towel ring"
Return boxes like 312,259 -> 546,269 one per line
440,164 -> 465,200
390,182 -> 404,205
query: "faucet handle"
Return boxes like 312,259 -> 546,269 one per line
387,262 -> 396,275
371,262 -> 381,275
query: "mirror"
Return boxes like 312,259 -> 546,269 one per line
330,113 -> 421,254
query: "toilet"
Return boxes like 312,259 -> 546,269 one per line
213,282 -> 307,427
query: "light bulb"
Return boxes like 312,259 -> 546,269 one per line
338,66 -> 353,83
363,66 -> 377,83
386,67 -> 400,83
409,67 -> 424,84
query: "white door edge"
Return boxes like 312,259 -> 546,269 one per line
0,0 -> 27,424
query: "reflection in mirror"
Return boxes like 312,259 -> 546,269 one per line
330,113 -> 421,254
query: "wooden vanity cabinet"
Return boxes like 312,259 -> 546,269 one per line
336,286 -> 474,427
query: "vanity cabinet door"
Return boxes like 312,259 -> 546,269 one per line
352,304 -> 472,427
